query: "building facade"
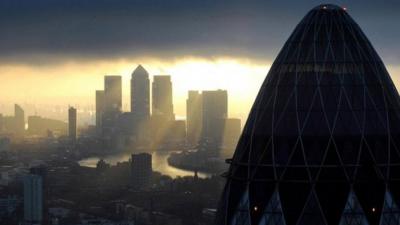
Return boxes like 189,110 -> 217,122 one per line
202,90 -> 227,144
152,76 -> 174,121
131,65 -> 150,119
95,90 -> 105,130
131,153 -> 152,189
104,75 -> 122,113
186,91 -> 203,146
24,175 -> 43,225
68,107 -> 77,141
216,4 -> 400,225
14,104 -> 24,136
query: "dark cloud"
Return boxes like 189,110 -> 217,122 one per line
0,0 -> 399,64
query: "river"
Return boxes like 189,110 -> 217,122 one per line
78,151 -> 212,179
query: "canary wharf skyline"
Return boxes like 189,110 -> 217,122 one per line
0,0 -> 399,122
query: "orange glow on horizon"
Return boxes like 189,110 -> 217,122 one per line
0,57 -> 271,123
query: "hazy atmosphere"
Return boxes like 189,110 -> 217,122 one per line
1,0 -> 400,123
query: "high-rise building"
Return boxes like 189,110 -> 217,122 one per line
186,91 -> 203,146
29,165 -> 48,225
68,107 -> 77,141
95,90 -> 105,129
202,90 -> 227,143
131,153 -> 152,189
104,76 -> 122,113
221,118 -> 241,149
217,5 -> 400,225
131,65 -> 150,118
14,104 -> 24,136
103,76 -> 122,134
24,175 -> 43,225
152,76 -> 174,120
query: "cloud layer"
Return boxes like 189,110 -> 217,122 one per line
0,0 -> 399,64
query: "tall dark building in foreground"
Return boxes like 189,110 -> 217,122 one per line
217,4 -> 400,225
131,153 -> 152,189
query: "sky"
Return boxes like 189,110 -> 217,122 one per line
0,0 -> 399,123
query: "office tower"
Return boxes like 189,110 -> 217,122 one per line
216,4 -> 400,225
186,91 -> 203,146
152,76 -> 174,120
131,65 -> 150,118
14,104 -> 24,136
104,76 -> 122,113
68,107 -> 77,141
24,175 -> 43,225
201,90 -> 227,143
29,165 -> 48,225
96,90 -> 105,129
131,153 -> 152,188
222,118 -> 241,149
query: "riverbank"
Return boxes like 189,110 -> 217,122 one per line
167,151 -> 227,175
78,151 -> 213,178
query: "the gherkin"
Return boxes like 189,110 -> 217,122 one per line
216,4 -> 400,225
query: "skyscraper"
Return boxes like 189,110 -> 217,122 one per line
202,90 -> 227,143
104,75 -> 122,113
103,76 -> 122,134
95,90 -> 105,129
24,175 -> 43,225
14,104 -> 24,136
221,118 -> 241,150
68,106 -> 77,141
186,91 -> 203,146
131,153 -> 152,189
152,75 -> 174,120
217,4 -> 400,225
131,65 -> 150,118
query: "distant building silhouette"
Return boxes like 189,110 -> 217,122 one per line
103,76 -> 122,135
131,65 -> 150,119
216,4 -> 400,225
14,104 -> 25,136
131,153 -> 152,189
95,90 -> 105,130
27,116 -> 67,136
24,174 -> 43,225
221,118 -> 241,150
202,90 -> 227,144
164,120 -> 186,148
68,106 -> 77,141
186,91 -> 203,146
152,76 -> 174,121
104,76 -> 122,113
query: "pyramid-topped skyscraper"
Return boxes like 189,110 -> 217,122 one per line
216,4 -> 400,225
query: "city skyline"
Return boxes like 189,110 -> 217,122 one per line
1,1 -> 400,125
1,2 -> 400,225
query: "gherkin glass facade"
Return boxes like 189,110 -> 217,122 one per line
216,4 -> 400,225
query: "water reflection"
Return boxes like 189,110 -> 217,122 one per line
78,151 -> 211,178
